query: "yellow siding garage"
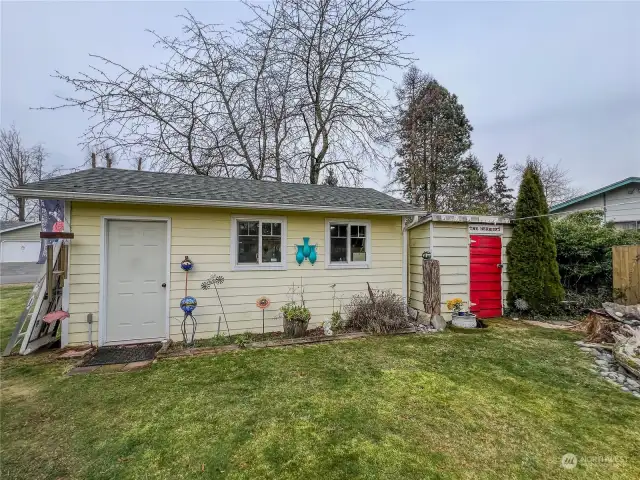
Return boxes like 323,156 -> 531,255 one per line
67,202 -> 404,346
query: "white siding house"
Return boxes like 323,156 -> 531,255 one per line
550,177 -> 640,230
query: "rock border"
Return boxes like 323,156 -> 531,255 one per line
576,341 -> 640,398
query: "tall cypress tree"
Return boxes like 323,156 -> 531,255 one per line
506,166 -> 564,314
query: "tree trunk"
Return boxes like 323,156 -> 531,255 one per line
18,198 -> 26,221
423,259 -> 441,315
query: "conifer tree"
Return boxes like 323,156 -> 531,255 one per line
506,165 -> 564,314
489,153 -> 514,215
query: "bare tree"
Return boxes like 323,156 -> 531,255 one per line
0,126 -> 50,221
45,0 -> 410,185
514,157 -> 580,206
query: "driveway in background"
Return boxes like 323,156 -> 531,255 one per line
0,262 -> 40,285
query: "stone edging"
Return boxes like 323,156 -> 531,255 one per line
576,341 -> 640,399
157,329 -> 422,359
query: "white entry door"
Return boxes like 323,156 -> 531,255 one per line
105,220 -> 168,344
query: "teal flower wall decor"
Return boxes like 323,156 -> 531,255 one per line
295,237 -> 317,265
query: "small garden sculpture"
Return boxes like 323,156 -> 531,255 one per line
179,256 -> 198,346
201,273 -> 230,336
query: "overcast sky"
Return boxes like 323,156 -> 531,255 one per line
1,1 -> 638,193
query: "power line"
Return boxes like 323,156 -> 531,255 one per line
513,199 -> 640,221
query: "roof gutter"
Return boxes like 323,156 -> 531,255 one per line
0,222 -> 40,234
7,188 -> 424,217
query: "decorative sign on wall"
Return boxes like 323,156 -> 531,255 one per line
295,237 -> 317,265
468,224 -> 503,235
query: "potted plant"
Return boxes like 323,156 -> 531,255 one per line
281,302 -> 311,337
446,298 -> 477,328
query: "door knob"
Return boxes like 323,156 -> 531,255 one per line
161,283 -> 167,288
497,264 -> 504,269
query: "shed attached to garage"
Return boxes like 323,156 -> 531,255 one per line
0,221 -> 41,263
408,214 -> 513,319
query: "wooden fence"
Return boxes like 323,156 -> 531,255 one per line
613,245 -> 640,305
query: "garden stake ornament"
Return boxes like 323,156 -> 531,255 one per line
256,296 -> 271,334
201,273 -> 230,336
179,256 -> 197,346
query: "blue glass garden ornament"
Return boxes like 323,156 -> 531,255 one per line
302,237 -> 311,257
180,256 -> 194,271
180,296 -> 197,313
295,238 -> 317,265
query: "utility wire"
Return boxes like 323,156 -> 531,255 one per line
513,199 -> 640,221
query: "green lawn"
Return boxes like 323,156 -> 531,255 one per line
1,285 -> 639,479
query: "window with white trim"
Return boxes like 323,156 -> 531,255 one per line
326,220 -> 370,267
232,216 -> 287,270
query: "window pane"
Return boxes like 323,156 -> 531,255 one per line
350,225 -> 358,237
262,222 -> 272,235
272,223 -> 281,236
330,237 -> 348,262
262,236 -> 281,263
359,225 -> 366,237
238,220 -> 259,264
351,237 -> 366,262
247,221 -> 259,235
238,235 -> 259,263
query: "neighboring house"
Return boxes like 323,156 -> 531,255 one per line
0,221 -> 41,263
9,168 -> 421,347
549,177 -> 640,230
408,214 -> 513,319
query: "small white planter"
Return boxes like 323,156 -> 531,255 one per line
451,313 -> 477,329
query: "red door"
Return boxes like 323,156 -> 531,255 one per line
469,235 -> 503,318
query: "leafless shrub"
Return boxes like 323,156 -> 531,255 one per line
345,289 -> 408,334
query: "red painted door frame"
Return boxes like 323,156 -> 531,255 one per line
469,235 -> 503,318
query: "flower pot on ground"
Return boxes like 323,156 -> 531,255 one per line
452,313 -> 477,329
281,303 -> 311,338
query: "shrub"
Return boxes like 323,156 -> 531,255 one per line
553,210 -> 640,297
345,289 -> 408,334
280,303 -> 311,323
506,165 -> 564,314
330,310 -> 344,331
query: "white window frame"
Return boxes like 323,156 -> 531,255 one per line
230,215 -> 288,271
325,218 -> 372,269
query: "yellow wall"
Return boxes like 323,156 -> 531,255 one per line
67,202 -> 403,345
408,221 -> 512,315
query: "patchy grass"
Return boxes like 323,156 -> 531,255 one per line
0,285 -> 32,351
1,304 -> 639,479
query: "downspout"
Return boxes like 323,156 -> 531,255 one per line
603,192 -> 607,222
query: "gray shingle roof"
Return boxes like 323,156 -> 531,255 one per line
9,168 -> 421,215
0,221 -> 39,232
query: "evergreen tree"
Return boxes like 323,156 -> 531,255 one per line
489,153 -> 514,215
322,168 -> 339,186
394,67 -> 473,211
446,154 -> 490,214
506,166 -> 564,314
